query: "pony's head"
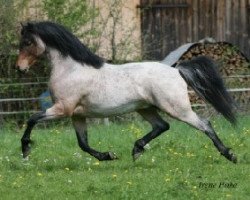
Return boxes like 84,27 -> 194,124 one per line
16,22 -> 46,72
16,21 -> 104,72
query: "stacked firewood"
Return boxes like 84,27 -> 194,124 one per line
178,42 -> 249,76
177,42 -> 250,111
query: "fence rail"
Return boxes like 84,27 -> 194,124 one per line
0,97 -> 42,102
0,82 -> 48,87
0,111 -> 39,115
1,73 -> 249,118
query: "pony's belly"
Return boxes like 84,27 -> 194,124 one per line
74,100 -> 149,117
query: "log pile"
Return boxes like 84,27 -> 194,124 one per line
178,42 -> 249,77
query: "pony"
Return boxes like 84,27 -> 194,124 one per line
16,21 -> 237,163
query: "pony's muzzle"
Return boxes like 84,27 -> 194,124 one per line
16,67 -> 28,74
16,59 -> 29,74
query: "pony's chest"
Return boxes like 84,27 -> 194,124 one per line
48,75 -> 88,100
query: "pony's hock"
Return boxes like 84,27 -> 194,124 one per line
16,21 -> 237,163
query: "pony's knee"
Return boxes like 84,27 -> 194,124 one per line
45,102 -> 69,119
27,111 -> 45,126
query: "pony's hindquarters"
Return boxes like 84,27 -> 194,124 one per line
149,61 -> 237,163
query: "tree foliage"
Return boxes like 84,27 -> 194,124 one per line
0,0 -> 19,54
41,0 -> 98,36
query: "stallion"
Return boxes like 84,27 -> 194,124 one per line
16,21 -> 237,163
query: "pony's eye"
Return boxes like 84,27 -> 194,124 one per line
26,41 -> 32,46
22,40 -> 32,46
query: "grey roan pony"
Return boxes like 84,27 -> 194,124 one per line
16,21 -> 237,163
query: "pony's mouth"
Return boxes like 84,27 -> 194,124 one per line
16,68 -> 29,74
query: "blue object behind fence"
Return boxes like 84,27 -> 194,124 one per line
39,90 -> 52,111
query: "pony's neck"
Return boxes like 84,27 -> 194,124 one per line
48,48 -> 66,67
48,48 -> 79,77
47,48 -> 99,80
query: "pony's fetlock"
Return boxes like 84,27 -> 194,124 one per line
21,138 -> 33,158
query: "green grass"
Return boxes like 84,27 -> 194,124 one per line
0,115 -> 250,200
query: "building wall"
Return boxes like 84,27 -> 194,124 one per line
93,0 -> 141,61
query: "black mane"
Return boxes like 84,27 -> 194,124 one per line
22,21 -> 104,68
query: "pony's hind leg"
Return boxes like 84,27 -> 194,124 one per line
201,119 -> 237,163
167,108 -> 237,163
132,107 -> 170,161
72,116 -> 118,161
153,82 -> 236,163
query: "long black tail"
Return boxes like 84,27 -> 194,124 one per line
176,56 -> 236,125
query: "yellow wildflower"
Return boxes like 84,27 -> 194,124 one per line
37,172 -> 43,176
93,161 -> 100,166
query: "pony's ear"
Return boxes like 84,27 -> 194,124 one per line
26,22 -> 35,32
20,22 -> 34,34
20,22 -> 26,35
26,22 -> 33,28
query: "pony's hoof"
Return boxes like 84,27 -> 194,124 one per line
230,153 -> 237,164
223,149 -> 237,164
22,156 -> 29,161
22,147 -> 31,159
132,146 -> 145,161
108,152 -> 118,160
21,140 -> 33,158
132,152 -> 143,161
98,152 -> 118,161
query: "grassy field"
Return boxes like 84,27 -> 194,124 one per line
0,115 -> 249,200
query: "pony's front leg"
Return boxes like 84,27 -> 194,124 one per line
72,116 -> 118,161
21,111 -> 46,158
21,103 -> 65,158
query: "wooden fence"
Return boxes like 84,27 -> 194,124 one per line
0,75 -> 249,125
139,0 -> 250,59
